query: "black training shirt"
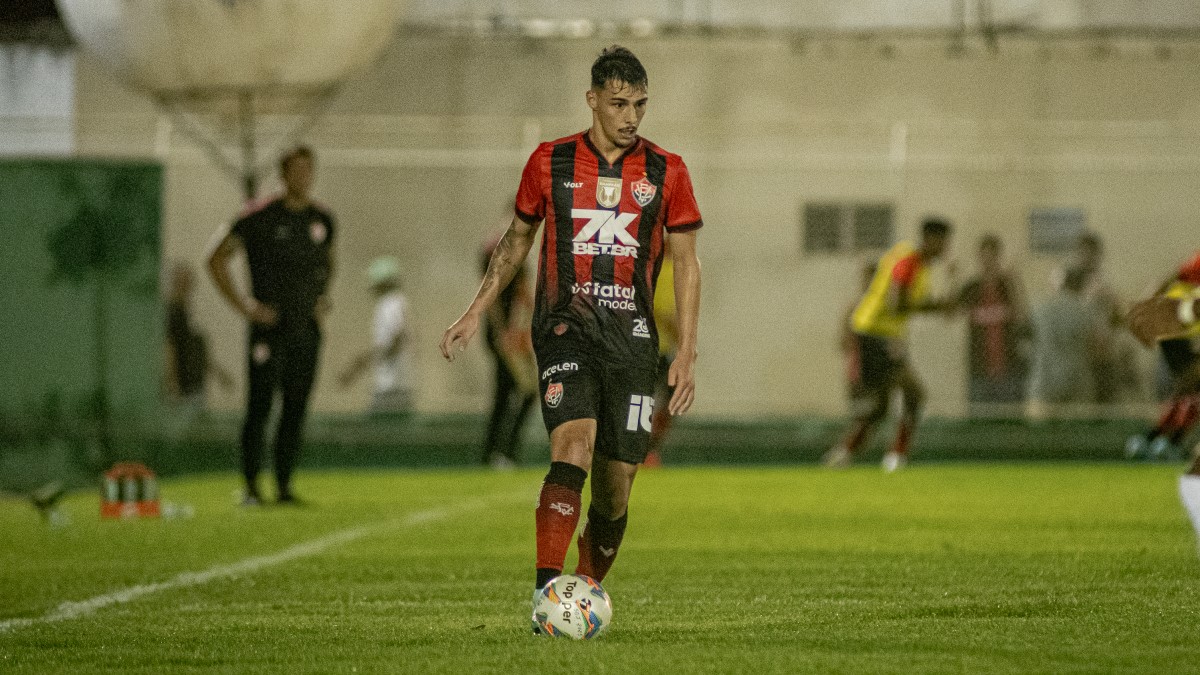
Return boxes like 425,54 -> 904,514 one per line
230,198 -> 335,317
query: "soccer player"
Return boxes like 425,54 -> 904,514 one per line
1128,253 -> 1200,463
824,218 -> 954,472
1128,251 -> 1200,551
439,46 -> 703,620
207,145 -> 335,505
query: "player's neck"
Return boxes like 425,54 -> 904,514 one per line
587,126 -> 631,165
282,192 -> 310,211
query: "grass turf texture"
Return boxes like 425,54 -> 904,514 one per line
1,464 -> 1197,673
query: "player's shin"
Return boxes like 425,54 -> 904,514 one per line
535,461 -> 587,589
575,506 -> 628,582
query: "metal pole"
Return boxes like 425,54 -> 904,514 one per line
238,91 -> 257,200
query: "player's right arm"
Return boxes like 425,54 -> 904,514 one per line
439,215 -> 539,362
205,224 -> 277,326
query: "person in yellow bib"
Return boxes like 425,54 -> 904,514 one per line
1126,251 -> 1200,462
645,249 -> 679,467
825,218 -> 954,472
1128,250 -> 1200,556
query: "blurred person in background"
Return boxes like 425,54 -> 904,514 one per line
207,145 -> 335,506
1027,268 -> 1102,416
1126,251 -> 1200,461
644,240 -> 681,467
1052,232 -> 1128,405
837,260 -> 877,432
1128,257 -> 1200,554
338,256 -> 415,416
439,46 -> 704,620
955,235 -> 1029,415
824,218 -> 954,473
164,261 -> 234,409
479,234 -> 536,469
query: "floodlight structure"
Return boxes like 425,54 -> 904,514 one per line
57,0 -> 403,198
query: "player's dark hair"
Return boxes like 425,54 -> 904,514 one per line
591,45 -> 648,91
921,217 -> 952,239
279,145 -> 314,173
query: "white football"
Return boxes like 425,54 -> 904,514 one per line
532,574 -> 612,639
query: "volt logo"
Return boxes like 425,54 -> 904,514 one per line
625,395 -> 654,433
572,209 -> 639,258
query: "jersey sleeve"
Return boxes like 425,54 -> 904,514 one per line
1179,251 -> 1200,285
514,144 -> 548,225
890,254 -> 920,289
664,157 -> 703,233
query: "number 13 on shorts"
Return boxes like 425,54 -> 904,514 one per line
626,395 -> 654,432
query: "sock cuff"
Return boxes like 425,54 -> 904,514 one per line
545,461 -> 587,493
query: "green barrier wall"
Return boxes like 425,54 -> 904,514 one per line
0,159 -> 163,491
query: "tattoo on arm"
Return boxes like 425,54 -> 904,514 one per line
477,222 -> 533,306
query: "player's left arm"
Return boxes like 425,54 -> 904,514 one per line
667,230 -> 700,416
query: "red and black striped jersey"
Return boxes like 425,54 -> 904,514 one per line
515,131 -> 702,361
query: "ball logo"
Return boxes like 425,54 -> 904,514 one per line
309,221 -> 327,244
545,382 -> 564,408
631,177 -> 656,207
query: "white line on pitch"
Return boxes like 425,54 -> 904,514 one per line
0,492 -> 524,633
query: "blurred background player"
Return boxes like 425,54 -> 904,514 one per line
338,256 -> 415,416
839,260 -> 878,431
1052,231 -> 1130,405
439,46 -> 704,625
207,145 -> 335,506
954,234 -> 1029,416
479,233 -> 536,469
1129,258 -> 1200,552
824,217 -> 954,472
1026,268 -> 1103,417
644,240 -> 679,467
1126,251 -> 1200,461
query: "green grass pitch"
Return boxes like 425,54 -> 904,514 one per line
1,463 -> 1198,673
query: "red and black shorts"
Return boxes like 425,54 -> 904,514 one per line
535,330 -> 658,465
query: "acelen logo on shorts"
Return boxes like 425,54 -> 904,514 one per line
541,362 -> 579,380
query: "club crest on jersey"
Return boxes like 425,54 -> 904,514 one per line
545,382 -> 563,408
596,177 -> 622,209
631,177 -> 656,207
310,221 -> 327,244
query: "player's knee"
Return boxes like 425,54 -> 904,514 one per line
550,425 -> 593,469
905,385 -> 926,414
589,490 -> 630,521
854,395 -> 888,425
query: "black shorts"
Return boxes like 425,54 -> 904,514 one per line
851,333 -> 904,397
1161,338 -> 1200,377
536,332 -> 658,465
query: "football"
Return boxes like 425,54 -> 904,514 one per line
532,574 -> 612,639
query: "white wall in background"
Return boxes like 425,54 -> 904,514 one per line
0,45 -> 75,156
